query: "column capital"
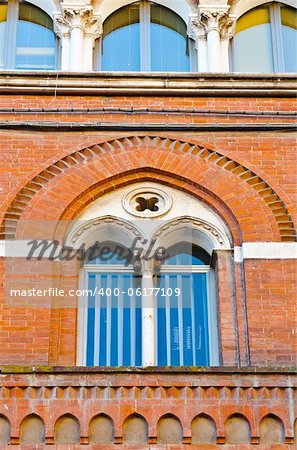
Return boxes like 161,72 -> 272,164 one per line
54,6 -> 102,36
198,5 -> 230,34
219,14 -> 237,40
188,15 -> 207,48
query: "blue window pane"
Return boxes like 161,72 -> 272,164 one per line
157,272 -> 209,367
102,24 -> 140,71
16,21 -> 56,69
151,23 -> 190,72
88,249 -> 132,266
182,275 -> 193,366
282,26 -> 297,72
0,21 -> 6,69
86,274 -> 96,366
233,24 -> 274,73
87,272 -> 141,367
165,252 -> 206,266
193,273 -> 209,366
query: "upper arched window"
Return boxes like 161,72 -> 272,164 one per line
232,3 -> 297,73
0,0 -> 57,70
100,1 -> 191,72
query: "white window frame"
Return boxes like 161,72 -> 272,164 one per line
77,261 -> 219,367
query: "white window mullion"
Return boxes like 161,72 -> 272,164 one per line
130,286 -> 136,366
177,275 -> 184,366
106,274 -> 112,366
140,0 -> 151,71
190,275 -> 196,366
118,275 -> 124,366
270,3 -> 284,72
94,274 -> 101,366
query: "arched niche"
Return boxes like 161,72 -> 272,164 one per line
19,414 -> 45,444
89,414 -> 114,444
260,414 -> 285,444
225,414 -> 251,444
0,415 -> 11,444
152,216 -> 231,257
66,215 -> 145,254
157,414 -> 183,444
123,414 -> 148,444
54,414 -> 80,444
191,414 -> 217,444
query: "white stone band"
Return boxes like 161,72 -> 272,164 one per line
234,243 -> 297,262
0,240 -> 296,260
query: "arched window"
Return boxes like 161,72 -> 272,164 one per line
73,185 -> 229,368
232,3 -> 297,73
0,0 -> 57,70
84,243 -> 142,367
101,1 -> 191,72
156,245 -> 214,366
80,237 -> 218,367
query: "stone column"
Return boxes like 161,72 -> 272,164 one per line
84,17 -> 102,71
54,6 -> 102,72
141,261 -> 156,367
188,17 -> 208,72
198,6 -> 230,72
220,15 -> 236,72
54,15 -> 71,70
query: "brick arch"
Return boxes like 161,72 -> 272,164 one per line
1,135 -> 295,241
54,169 -> 240,245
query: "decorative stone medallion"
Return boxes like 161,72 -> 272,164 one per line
122,187 -> 172,218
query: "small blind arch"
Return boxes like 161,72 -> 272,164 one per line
123,413 -> 148,444
225,414 -> 251,444
191,413 -> 217,444
89,413 -> 114,444
54,414 -> 80,444
260,414 -> 285,444
0,414 -> 11,444
157,414 -> 183,444
19,414 -> 45,444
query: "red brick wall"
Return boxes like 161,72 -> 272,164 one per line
0,82 -> 296,366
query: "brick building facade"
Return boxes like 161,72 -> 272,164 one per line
0,0 -> 296,448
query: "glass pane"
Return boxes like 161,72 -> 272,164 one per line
233,23 -> 274,72
150,4 -> 189,72
16,20 -> 56,69
86,272 -> 142,367
0,4 -> 7,69
87,246 -> 133,266
156,273 -> 209,366
102,4 -> 140,71
281,6 -> 297,73
233,6 -> 273,73
19,2 -> 53,31
164,245 -> 210,266
235,6 -> 270,33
